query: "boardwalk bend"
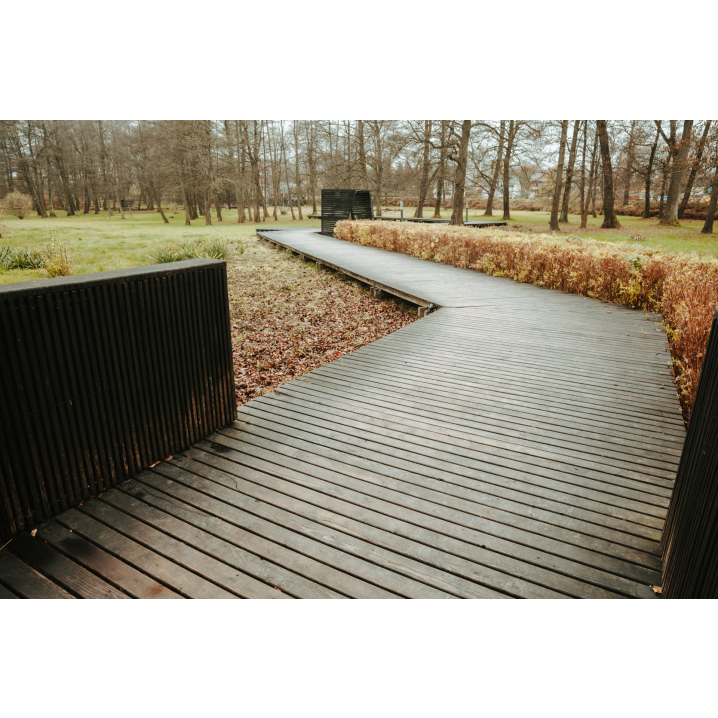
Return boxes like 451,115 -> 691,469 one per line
0,229 -> 684,599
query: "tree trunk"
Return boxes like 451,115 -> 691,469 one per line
550,121 -> 569,231
622,121 -> 637,206
679,120 -> 711,219
502,121 -> 516,221
559,120 -> 581,222
115,185 -> 125,220
155,188 -> 169,223
644,128 -> 660,219
596,120 -> 620,229
415,120 -> 432,218
282,129 -> 296,220
586,139 -> 599,225
449,121 -> 471,226
658,159 -> 669,218
701,166 -> 718,234
580,122 -> 592,229
357,120 -> 369,191
293,121 -> 304,219
484,120 -> 505,216
233,120 -> 246,223
183,187 -> 192,225
307,122 -> 317,214
46,156 -> 57,217
204,191 -> 212,225
433,121 -> 449,218
660,120 -> 694,226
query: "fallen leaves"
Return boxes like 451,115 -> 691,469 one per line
228,240 -> 417,406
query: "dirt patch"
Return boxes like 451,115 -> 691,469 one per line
228,239 -> 417,406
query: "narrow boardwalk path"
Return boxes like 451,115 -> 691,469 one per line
0,229 -> 684,599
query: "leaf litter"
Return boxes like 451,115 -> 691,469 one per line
228,238 -> 417,406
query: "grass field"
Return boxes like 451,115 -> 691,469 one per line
0,208 -> 320,284
2,204 -> 716,285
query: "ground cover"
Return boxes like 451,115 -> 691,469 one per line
379,208 -> 718,256
229,240 -> 416,405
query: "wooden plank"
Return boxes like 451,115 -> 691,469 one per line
78,498 -> 290,599
10,533 -> 129,599
102,485 -> 363,599
55,507 -> 237,599
228,412 -> 662,584
212,425 -> 660,594
36,520 -> 182,599
260,389 -> 666,546
279,379 -> 681,468
234,409 -> 669,522
314,352 -> 684,433
236,404 -> 665,538
125,474 -> 456,599
252,387 -> 676,489
154,455 -> 536,598
283,373 -> 681,461
296,370 -> 683,454
348,339 -> 683,417
0,548 -> 74,599
192,437 -> 649,599
0,583 -> 19,598
253,394 -> 663,563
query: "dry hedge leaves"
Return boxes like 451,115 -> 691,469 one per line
336,219 -> 718,422
228,239 -> 416,406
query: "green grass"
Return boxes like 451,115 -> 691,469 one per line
0,208 -> 320,284
379,208 -> 718,256
2,204 -> 715,285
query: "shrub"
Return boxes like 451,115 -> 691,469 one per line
41,239 -> 72,277
0,246 -> 46,270
151,236 -> 241,264
1,191 -> 34,219
335,219 -> 718,422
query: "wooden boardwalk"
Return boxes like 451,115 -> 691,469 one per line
0,229 -> 685,599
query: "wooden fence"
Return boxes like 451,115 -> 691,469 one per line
0,259 -> 236,541
662,306 -> 718,598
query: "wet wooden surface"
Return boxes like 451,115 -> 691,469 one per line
0,229 -> 683,599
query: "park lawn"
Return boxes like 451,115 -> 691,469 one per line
3,205 -> 716,285
0,208 -> 320,284
378,207 -> 718,256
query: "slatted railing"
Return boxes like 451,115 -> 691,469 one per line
661,306 -> 718,598
320,189 -> 374,237
0,259 -> 236,541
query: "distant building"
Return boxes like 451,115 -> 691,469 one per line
528,171 -> 548,200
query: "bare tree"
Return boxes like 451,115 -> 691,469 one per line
559,120 -> 581,222
655,120 -> 695,226
549,121 -> 569,231
448,121 -> 472,226
679,120 -> 712,219
596,120 -> 620,229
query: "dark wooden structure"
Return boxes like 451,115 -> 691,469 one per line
0,260 -> 236,543
0,230 -> 698,598
661,306 -> 718,598
320,189 -> 373,237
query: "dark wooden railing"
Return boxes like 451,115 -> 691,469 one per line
662,306 -> 718,598
320,189 -> 373,237
0,259 -> 236,541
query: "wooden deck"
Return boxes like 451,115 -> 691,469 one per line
0,229 -> 685,599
